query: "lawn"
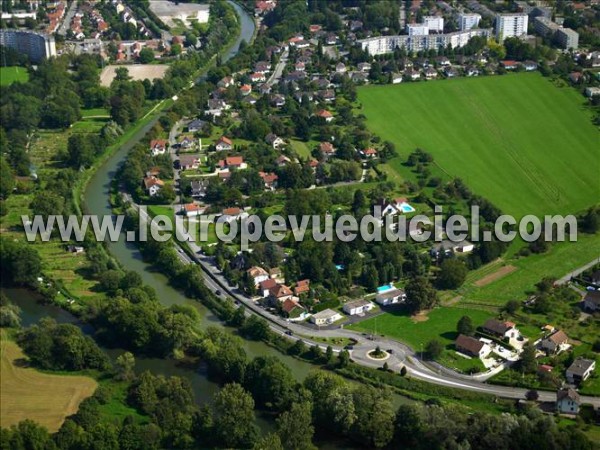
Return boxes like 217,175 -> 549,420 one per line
0,330 -> 98,432
0,66 -> 29,85
347,307 -> 492,351
359,73 -> 599,218
459,234 -> 600,306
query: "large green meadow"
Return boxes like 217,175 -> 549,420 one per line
358,73 -> 599,218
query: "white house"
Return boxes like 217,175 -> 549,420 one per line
215,136 -> 233,151
556,388 -> 581,414
150,139 -> 167,156
311,308 -> 343,326
455,334 -> 491,359
566,358 -> 596,384
541,330 -> 569,355
143,176 -> 164,197
375,288 -> 406,306
343,299 -> 374,316
247,266 -> 269,287
183,203 -> 204,217
265,133 -> 285,149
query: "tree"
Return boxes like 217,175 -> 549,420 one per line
351,385 -> 395,448
253,433 -> 284,450
405,276 -> 438,313
394,404 -> 422,448
115,351 -> 135,381
437,259 -> 467,289
525,389 -> 539,401
338,349 -> 350,368
519,343 -> 537,374
244,356 -> 296,411
425,339 -> 443,360
457,315 -> 474,336
212,383 -> 258,448
138,48 -> 155,63
276,401 -> 316,450
505,299 -> 520,314
0,156 -> 15,199
30,191 -> 65,220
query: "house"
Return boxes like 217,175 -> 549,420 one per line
190,179 -> 208,198
430,239 -> 474,258
482,319 -> 519,339
218,156 -> 247,171
67,245 -> 85,254
250,72 -> 267,83
455,334 -> 491,358
424,67 -> 438,79
265,133 -> 285,149
295,61 -> 306,72
217,76 -> 233,88
541,330 -> 569,355
143,176 -> 164,196
392,72 -> 403,84
568,72 -> 582,84
254,61 -> 271,73
591,270 -> 600,285
215,136 -> 233,151
281,298 -> 305,318
187,119 -> 207,133
179,154 -> 200,171
259,278 -> 277,297
358,62 -> 372,72
258,171 -> 278,190
178,135 -> 196,150
269,283 -> 293,302
275,155 -> 292,167
317,89 -> 336,102
583,290 -> 600,312
269,267 -> 285,283
311,308 -> 343,326
240,84 -> 252,96
435,56 -> 451,66
522,60 -> 538,71
405,69 -> 421,81
444,67 -> 459,78
247,266 -> 269,287
149,139 -> 167,156
556,388 -> 581,414
350,72 -> 368,84
375,288 -> 406,306
221,207 -> 248,223
320,142 -> 336,157
361,148 -> 377,158
316,109 -> 334,123
206,99 -> 229,117
325,33 -> 338,45
343,299 -> 375,316
566,358 -> 596,384
335,62 -> 347,73
585,87 -> 600,98
466,66 -> 480,77
501,60 -> 518,70
270,94 -> 286,107
183,203 -> 204,217
294,279 -> 310,296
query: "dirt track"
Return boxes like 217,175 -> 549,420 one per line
100,65 -> 169,87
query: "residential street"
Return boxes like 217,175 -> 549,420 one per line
126,198 -> 600,408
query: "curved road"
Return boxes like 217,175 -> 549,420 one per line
128,201 -> 600,408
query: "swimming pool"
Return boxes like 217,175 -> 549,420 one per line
377,284 -> 394,293
399,202 -> 415,213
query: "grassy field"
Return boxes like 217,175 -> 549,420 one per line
0,330 -> 97,432
459,234 -> 600,306
0,66 -> 29,85
359,73 -> 599,218
348,307 -> 493,351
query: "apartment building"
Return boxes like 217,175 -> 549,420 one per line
495,13 -> 528,41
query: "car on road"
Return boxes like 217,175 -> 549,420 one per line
285,330 -> 293,336
387,349 -> 394,354
216,290 -> 222,296
344,344 -> 354,350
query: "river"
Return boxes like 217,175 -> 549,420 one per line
4,3 -> 408,442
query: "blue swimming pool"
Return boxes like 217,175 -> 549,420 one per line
399,203 -> 415,213
377,284 -> 394,293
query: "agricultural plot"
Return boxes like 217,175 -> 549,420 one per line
0,331 -> 97,432
358,73 -> 599,218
